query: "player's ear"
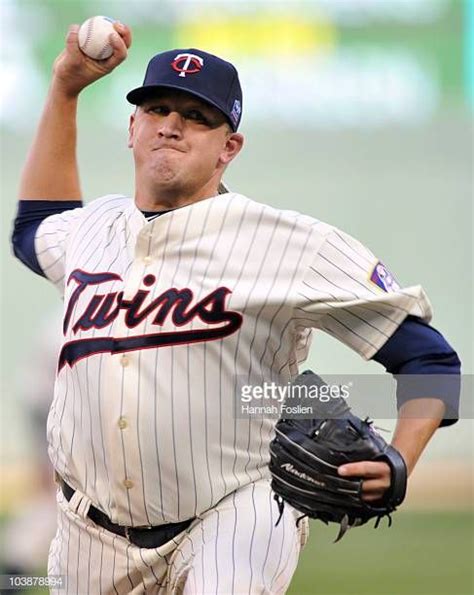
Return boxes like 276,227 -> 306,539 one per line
127,112 -> 136,148
220,132 -> 244,165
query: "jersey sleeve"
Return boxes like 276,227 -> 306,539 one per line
293,227 -> 433,360
34,206 -> 84,291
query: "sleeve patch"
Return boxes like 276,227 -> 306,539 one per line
369,261 -> 400,292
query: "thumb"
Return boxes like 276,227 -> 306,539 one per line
65,24 -> 81,55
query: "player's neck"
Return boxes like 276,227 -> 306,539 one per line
134,180 -> 222,212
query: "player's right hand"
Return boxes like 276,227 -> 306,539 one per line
52,22 -> 132,97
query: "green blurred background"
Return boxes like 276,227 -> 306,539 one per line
0,0 -> 472,593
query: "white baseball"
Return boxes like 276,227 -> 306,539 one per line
78,16 -> 116,60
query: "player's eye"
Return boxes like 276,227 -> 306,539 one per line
183,109 -> 209,125
147,105 -> 170,116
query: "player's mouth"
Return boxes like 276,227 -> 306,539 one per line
152,145 -> 186,153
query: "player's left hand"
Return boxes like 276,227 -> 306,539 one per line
338,461 -> 392,502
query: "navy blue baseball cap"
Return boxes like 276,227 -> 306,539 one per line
126,48 -> 243,131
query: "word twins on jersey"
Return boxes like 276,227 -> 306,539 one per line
60,268 -> 241,370
35,193 -> 432,528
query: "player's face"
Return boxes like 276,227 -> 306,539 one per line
128,90 -> 243,207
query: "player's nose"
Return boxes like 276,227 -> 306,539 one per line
156,111 -> 183,139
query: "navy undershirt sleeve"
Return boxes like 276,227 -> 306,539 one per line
372,315 -> 461,427
11,200 -> 83,277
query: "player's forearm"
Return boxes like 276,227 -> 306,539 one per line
18,81 -> 82,201
391,398 -> 446,475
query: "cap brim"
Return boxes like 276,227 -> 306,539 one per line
126,84 -> 237,131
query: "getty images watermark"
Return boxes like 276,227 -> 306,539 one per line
235,374 -> 471,420
238,378 -> 351,417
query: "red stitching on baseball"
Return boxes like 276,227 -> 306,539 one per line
84,19 -> 94,50
98,43 -> 112,60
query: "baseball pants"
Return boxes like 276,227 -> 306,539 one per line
48,478 -> 309,594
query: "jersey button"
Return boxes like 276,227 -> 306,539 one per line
143,255 -> 152,265
123,479 -> 134,489
118,417 -> 128,430
120,355 -> 129,367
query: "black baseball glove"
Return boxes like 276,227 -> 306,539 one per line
269,370 -> 407,541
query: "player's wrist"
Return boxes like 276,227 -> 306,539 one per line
49,77 -> 82,102
50,60 -> 95,99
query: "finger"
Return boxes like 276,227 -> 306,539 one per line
338,461 -> 389,479
65,23 -> 80,40
104,30 -> 128,67
362,491 -> 386,502
65,25 -> 82,56
113,21 -> 132,49
361,479 -> 390,494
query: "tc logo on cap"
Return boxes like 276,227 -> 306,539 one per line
171,53 -> 204,78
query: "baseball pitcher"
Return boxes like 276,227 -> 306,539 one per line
11,20 -> 460,594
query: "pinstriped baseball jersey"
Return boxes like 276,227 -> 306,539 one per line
35,191 -> 432,527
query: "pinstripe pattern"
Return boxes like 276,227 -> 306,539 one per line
295,229 -> 432,359
49,480 -> 304,594
36,192 -> 432,523
167,479 -> 306,594
33,191 -> 432,591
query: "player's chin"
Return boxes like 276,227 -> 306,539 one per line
148,161 -> 181,183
